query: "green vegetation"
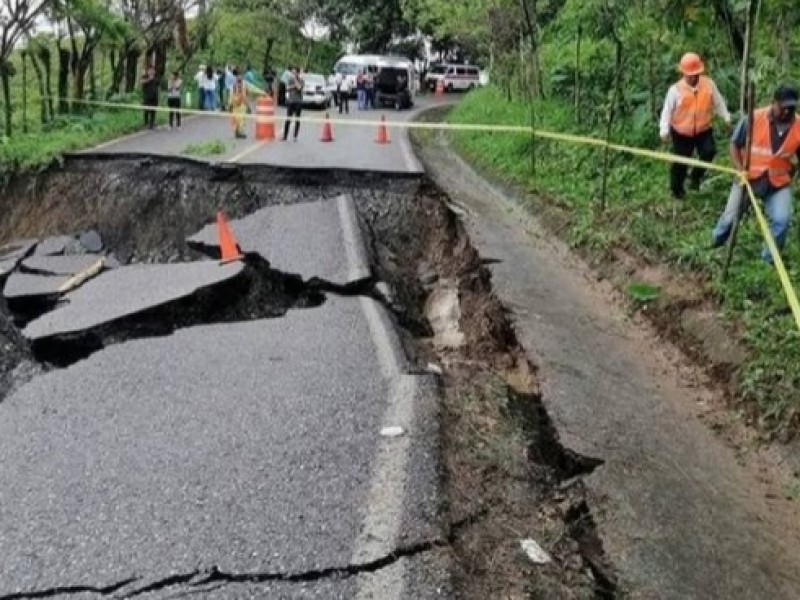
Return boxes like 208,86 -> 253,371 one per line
627,283 -> 662,304
183,139 -> 227,156
430,0 -> 800,435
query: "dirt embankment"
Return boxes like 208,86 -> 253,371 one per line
1,155 -> 621,598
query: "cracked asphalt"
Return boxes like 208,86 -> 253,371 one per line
0,99 -> 451,598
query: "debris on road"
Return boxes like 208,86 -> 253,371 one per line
23,260 -> 245,341
520,538 -> 552,565
0,239 -> 37,278
33,235 -> 75,256
380,426 -> 406,437
425,285 -> 464,349
22,254 -> 103,276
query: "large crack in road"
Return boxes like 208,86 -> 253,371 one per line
1,540 -> 445,599
0,156 -> 618,599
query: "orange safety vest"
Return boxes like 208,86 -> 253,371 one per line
748,107 -> 800,189
670,76 -> 714,136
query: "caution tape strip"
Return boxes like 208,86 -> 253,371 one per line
32,94 -> 800,336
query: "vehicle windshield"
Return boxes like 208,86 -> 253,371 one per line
335,62 -> 359,75
304,74 -> 325,86
429,65 -> 448,74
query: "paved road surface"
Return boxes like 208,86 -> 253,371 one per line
82,98 -> 438,173
0,97 -> 451,597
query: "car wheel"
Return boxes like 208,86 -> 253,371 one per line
446,83 -> 454,93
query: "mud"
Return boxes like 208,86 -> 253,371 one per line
0,155 -> 618,598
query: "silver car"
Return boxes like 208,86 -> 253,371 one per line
301,73 -> 333,109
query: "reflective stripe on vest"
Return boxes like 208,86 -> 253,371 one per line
670,76 -> 714,136
748,107 -> 800,189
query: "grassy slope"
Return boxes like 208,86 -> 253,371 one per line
448,86 -> 800,434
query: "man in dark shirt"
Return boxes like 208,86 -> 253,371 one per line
712,85 -> 800,263
282,66 -> 304,141
141,65 -> 159,130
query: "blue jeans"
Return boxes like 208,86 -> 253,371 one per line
357,89 -> 366,110
202,89 -> 215,111
712,182 -> 792,263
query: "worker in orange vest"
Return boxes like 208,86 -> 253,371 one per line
660,52 -> 731,199
712,85 -> 800,263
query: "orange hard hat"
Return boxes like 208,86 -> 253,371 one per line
679,52 -> 704,76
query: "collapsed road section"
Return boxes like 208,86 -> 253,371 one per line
0,156 -> 615,599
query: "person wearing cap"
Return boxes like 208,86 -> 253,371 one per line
711,85 -> 800,263
659,52 -> 732,199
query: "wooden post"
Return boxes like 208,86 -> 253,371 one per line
21,49 -> 28,134
575,24 -> 582,125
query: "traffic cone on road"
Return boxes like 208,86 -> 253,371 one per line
320,112 -> 334,142
216,212 -> 243,264
375,115 -> 390,145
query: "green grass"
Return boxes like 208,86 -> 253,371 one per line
183,140 -> 228,156
448,86 -> 800,435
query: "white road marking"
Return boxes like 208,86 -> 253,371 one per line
86,116 -> 199,151
337,192 -> 416,600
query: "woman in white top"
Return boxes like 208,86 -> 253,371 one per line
200,65 -> 219,111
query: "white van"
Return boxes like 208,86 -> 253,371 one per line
425,63 -> 481,92
333,54 -> 416,98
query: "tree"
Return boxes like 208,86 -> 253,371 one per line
0,0 -> 47,135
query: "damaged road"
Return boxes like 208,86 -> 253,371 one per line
0,162 -> 449,598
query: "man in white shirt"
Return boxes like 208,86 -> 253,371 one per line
334,71 -> 349,114
659,52 -> 732,199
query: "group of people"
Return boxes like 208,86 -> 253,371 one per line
659,52 -> 800,264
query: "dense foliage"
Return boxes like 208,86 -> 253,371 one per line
446,0 -> 800,435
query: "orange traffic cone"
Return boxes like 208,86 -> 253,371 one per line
216,211 -> 243,264
375,115 -> 390,145
320,112 -> 333,142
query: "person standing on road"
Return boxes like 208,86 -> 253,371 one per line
194,64 -> 206,110
141,65 -> 159,130
659,52 -> 731,199
282,66 -> 304,141
200,65 -> 218,111
337,72 -> 350,115
365,70 -> 375,109
229,69 -> 248,139
356,69 -> 366,110
167,71 -> 182,129
711,84 -> 800,264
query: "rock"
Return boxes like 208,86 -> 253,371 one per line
380,426 -> 405,438
520,539 -> 551,565
79,230 -> 104,253
424,285 -> 465,349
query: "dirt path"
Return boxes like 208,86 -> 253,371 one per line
413,129 -> 800,599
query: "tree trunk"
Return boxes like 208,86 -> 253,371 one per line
124,48 -> 140,93
29,48 -> 49,123
21,51 -> 29,133
88,51 -> 96,99
262,38 -> 275,74
711,0 -> 745,61
1,68 -> 12,137
58,46 -> 70,114
37,44 -> 54,118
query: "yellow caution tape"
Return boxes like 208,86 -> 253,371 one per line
32,94 -> 800,335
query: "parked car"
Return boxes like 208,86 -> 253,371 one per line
300,73 -> 332,109
375,67 -> 413,111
